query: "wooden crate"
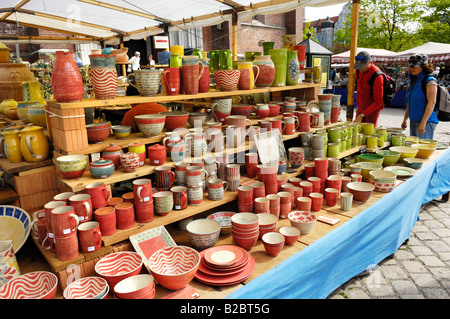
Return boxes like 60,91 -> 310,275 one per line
19,188 -> 59,210
13,166 -> 58,197
51,127 -> 89,153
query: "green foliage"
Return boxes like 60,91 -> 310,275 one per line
302,21 -> 317,41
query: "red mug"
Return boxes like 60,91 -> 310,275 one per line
53,192 -> 75,204
310,193 -> 324,212
43,200 -> 66,233
85,182 -> 110,209
134,201 -> 154,223
164,67 -> 180,95
304,163 -> 315,179
171,186 -> 188,210
325,188 -> 339,207
94,206 -> 117,236
51,206 -> 79,238
155,166 -> 176,190
251,182 -> 265,199
133,178 -> 153,203
300,181 -> 313,197
77,221 -> 102,253
54,231 -> 79,261
296,196 -> 312,212
314,157 -> 329,174
69,194 -> 92,223
327,175 -> 342,193
238,185 -> 253,204
115,202 -> 135,230
307,177 -> 321,193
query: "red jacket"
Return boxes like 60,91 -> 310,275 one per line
356,63 -> 384,117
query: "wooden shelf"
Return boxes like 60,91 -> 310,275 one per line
47,83 -> 320,110
0,158 -> 54,175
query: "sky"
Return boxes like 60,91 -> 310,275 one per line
304,2 -> 348,22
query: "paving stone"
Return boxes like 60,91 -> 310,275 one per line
394,249 -> 416,260
412,224 -> 430,233
429,267 -> 450,280
418,256 -> 446,267
391,280 -> 420,295
422,288 -> 450,299
401,260 -> 429,273
439,252 -> 450,262
409,245 -> 434,256
381,265 -> 408,279
399,294 -> 425,299
432,228 -> 450,238
423,219 -> 446,229
418,212 -> 434,220
415,231 -> 439,241
410,273 -> 441,288
425,240 -> 450,253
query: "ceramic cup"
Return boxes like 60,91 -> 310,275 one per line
54,232 -> 79,261
94,206 -> 117,236
171,186 -> 188,210
325,188 -> 339,207
296,196 -> 312,212
77,221 -> 102,253
207,178 -> 228,201
155,166 -> 175,190
133,178 -> 153,203
68,194 -> 92,223
51,206 -> 79,238
85,182 -> 110,210
310,193 -> 323,212
115,202 -> 135,229
340,192 -> 353,211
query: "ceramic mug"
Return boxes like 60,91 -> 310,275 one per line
211,98 -> 232,123
68,194 -> 92,223
311,112 -> 324,128
133,178 -> 153,203
288,147 -> 304,168
187,186 -> 203,206
85,182 -> 110,209
53,192 -> 75,204
174,161 -> 190,185
54,232 -> 79,261
171,186 -> 188,210
94,206 -> 117,236
155,166 -> 175,190
207,178 -> 228,201
51,206 -> 79,238
186,165 -> 208,188
77,221 -> 102,253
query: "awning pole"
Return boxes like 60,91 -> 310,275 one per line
231,11 -> 237,61
347,0 -> 360,121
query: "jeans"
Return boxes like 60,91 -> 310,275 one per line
410,121 -> 438,140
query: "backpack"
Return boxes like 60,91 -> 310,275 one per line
367,71 -> 397,107
421,76 -> 450,122
356,70 -> 397,107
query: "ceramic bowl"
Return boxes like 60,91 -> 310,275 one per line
149,246 -> 200,290
186,218 -> 221,250
232,225 -> 260,238
279,226 -> 301,245
56,155 -> 88,179
257,213 -> 278,228
231,212 -> 260,229
418,139 -> 438,147
112,125 -> 131,139
159,111 -> 189,131
346,182 -> 375,202
231,104 -> 253,117
113,274 -> 155,299
0,271 -> 58,299
207,211 -> 235,234
358,161 -> 383,181
262,232 -> 285,256
188,112 -> 208,127
288,211 -> 317,235
95,252 -> 143,290
375,150 -> 400,166
63,276 -> 108,299
135,114 -> 166,137
411,143 -> 436,159
404,157 -> 424,169
89,158 -> 115,179
389,146 -> 418,163
86,122 -> 111,143
232,232 -> 259,251
214,70 -> 241,91
258,222 -> 278,239
359,153 -> 384,166
0,205 -> 32,253
368,170 -> 397,192
27,105 -> 47,128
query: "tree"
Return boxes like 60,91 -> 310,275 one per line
302,21 -> 317,41
416,0 -> 450,44
334,0 -> 425,52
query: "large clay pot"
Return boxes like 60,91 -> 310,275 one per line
127,69 -> 162,96
286,50 -> 300,86
269,49 -> 287,87
181,56 -> 204,95
0,63 -> 36,102
253,55 -> 275,88
3,129 -> 22,163
52,51 -> 85,102
19,126 -> 49,162
89,54 -> 118,100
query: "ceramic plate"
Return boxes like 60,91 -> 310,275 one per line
0,205 -> 31,253
436,142 -> 449,150
129,226 -> 177,273
254,130 -> 287,165
203,245 -> 244,267
199,255 -> 249,277
384,166 -> 416,177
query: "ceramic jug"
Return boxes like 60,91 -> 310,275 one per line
22,81 -> 45,105
198,58 -> 210,93
253,55 -> 275,88
269,49 -> 288,87
286,50 -> 300,86
0,240 -> 20,287
181,56 -> 204,95
218,50 -> 232,70
237,61 -> 259,90
169,54 -> 182,68
3,129 -> 22,163
209,50 -> 220,73
19,126 -> 49,162
89,54 -> 118,100
262,42 -> 274,55
163,67 -> 181,95
127,69 -> 162,96
51,51 -> 85,102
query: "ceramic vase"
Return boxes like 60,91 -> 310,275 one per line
89,54 -> 118,100
286,50 -> 300,86
52,51 -> 85,102
253,55 -> 275,88
268,49 -> 287,87
182,56 -> 204,94
293,45 -> 306,70
262,42 -> 274,55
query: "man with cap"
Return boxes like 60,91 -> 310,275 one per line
354,51 -> 384,127
128,51 -> 141,72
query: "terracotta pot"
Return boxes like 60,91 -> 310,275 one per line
147,144 -> 166,166
0,63 -> 36,102
52,51 -> 85,102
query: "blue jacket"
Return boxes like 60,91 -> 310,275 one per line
407,71 -> 439,124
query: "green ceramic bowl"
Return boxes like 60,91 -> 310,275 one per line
403,157 -> 424,170
358,153 -> 384,166
376,150 -> 401,166
358,162 -> 383,181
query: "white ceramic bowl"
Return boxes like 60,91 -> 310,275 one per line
231,212 -> 260,229
257,213 -> 278,227
288,211 -> 317,234
186,218 -> 221,250
113,274 -> 155,299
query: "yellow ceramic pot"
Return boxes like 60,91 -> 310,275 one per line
17,100 -> 40,123
22,81 -> 46,105
3,129 -> 22,163
19,126 -> 49,162
0,99 -> 17,114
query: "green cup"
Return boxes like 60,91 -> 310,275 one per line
362,123 -> 374,135
391,134 -> 403,146
366,136 -> 378,149
346,138 -> 352,150
340,140 -> 346,152
328,128 -> 341,143
327,143 -> 340,157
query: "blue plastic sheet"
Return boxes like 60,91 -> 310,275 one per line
227,149 -> 450,299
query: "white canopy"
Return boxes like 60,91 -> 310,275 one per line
332,47 -> 397,63
0,0 -> 350,45
391,42 -> 450,63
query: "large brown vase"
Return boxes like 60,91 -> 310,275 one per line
0,63 -> 36,102
52,51 -> 85,102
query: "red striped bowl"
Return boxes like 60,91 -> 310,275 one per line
0,271 -> 58,299
149,246 -> 200,290
63,276 -> 108,299
95,252 -> 143,290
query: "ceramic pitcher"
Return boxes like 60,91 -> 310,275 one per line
127,69 -> 162,96
22,81 -> 45,105
182,56 -> 204,95
218,50 -> 232,70
3,129 -> 22,163
253,55 -> 275,88
0,240 -> 20,287
19,126 -> 49,162
237,61 -> 259,90
89,54 -> 118,100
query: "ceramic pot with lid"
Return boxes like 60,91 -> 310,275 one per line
102,144 -> 123,169
89,158 -> 115,179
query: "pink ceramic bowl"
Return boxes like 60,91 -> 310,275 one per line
113,274 -> 155,299
95,252 -> 143,290
232,232 -> 259,251
258,222 -> 277,239
279,226 -> 300,245
288,211 -> 317,235
231,212 -> 260,229
63,276 -> 108,299
149,246 -> 200,290
159,111 -> 189,131
232,226 -> 260,238
0,271 -> 58,299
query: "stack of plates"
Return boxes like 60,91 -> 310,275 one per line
194,245 -> 255,286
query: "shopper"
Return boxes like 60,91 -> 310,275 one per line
401,54 -> 438,139
148,54 -> 155,66
127,51 -> 141,72
354,51 -> 384,127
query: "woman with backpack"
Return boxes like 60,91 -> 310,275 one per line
401,54 -> 439,139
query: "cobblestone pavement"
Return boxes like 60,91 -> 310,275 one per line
327,107 -> 450,299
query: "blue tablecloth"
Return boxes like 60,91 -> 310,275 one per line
227,149 -> 450,299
